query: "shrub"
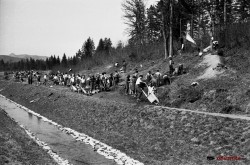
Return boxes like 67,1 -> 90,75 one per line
172,86 -> 203,106
220,105 -> 243,114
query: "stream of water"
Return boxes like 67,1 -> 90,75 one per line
0,96 -> 116,165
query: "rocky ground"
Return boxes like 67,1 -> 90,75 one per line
0,108 -> 56,165
0,81 -> 249,165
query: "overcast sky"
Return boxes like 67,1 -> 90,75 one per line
0,0 -> 158,57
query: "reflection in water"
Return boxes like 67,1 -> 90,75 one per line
37,116 -> 41,125
28,112 -> 33,119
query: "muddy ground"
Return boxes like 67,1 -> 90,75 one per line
0,109 -> 56,165
0,80 -> 249,165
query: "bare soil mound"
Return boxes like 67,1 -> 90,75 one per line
197,54 -> 224,79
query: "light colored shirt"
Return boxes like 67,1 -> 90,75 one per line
155,72 -> 162,77
136,77 -> 142,85
81,78 -> 85,83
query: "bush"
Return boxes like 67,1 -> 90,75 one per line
172,86 -> 203,106
220,105 -> 243,114
129,52 -> 137,61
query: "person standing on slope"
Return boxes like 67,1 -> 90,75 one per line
122,60 -> 127,73
135,75 -> 146,101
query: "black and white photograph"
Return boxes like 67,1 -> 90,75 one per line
0,0 -> 250,164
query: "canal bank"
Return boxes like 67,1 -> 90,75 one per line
0,95 -> 144,165
0,108 -> 56,164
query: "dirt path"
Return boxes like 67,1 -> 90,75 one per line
150,105 -> 250,121
197,54 -> 224,79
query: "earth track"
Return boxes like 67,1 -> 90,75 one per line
148,105 -> 250,121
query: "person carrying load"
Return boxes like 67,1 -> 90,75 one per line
136,75 -> 159,104
135,75 -> 146,101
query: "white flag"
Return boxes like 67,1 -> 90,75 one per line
186,33 -> 196,45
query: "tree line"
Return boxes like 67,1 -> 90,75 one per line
0,37 -> 115,71
122,0 -> 250,56
1,0 -> 249,71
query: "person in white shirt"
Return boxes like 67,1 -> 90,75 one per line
53,75 -> 59,85
135,75 -> 146,101
136,75 -> 143,85
70,76 -> 75,85
43,74 -> 48,85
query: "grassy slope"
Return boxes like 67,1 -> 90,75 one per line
76,46 -> 250,115
1,47 -> 249,164
0,83 -> 249,165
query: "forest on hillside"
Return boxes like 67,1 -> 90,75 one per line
1,0 -> 249,72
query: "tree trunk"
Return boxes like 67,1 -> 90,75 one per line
169,0 -> 173,58
224,0 -> 227,26
191,0 -> 194,38
162,13 -> 168,59
198,0 -> 201,46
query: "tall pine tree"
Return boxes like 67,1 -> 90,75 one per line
81,37 -> 95,59
61,53 -> 68,67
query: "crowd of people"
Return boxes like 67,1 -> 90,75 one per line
13,59 -> 185,102
14,70 -> 121,95
50,71 -> 121,95
123,60 -> 184,101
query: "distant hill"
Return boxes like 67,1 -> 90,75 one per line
8,53 -> 48,60
0,53 -> 48,63
0,55 -> 23,63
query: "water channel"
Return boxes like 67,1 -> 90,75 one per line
0,95 -> 117,165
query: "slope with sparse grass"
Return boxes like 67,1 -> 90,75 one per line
1,45 -> 250,165
69,45 -> 250,115
0,82 -> 249,165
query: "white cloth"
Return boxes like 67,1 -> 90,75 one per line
181,44 -> 184,50
186,33 -> 196,45
148,86 -> 155,95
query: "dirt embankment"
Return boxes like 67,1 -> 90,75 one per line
0,109 -> 56,165
0,82 -> 250,165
